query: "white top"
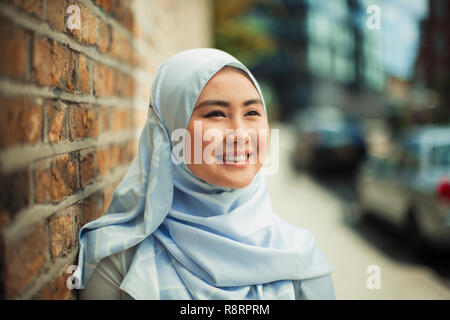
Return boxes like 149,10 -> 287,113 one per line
78,246 -> 336,300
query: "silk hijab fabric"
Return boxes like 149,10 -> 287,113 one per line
73,48 -> 334,299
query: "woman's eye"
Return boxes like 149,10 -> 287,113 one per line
204,111 -> 226,118
246,110 -> 260,116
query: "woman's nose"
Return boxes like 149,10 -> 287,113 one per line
225,127 -> 251,146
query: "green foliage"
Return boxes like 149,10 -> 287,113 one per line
214,0 -> 276,68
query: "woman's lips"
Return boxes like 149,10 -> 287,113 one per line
215,152 -> 252,167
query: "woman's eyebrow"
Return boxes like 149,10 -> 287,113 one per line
196,98 -> 262,109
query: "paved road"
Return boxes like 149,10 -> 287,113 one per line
264,124 -> 450,299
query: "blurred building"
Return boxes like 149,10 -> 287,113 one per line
413,0 -> 450,123
304,0 -> 385,117
215,0 -> 448,128
224,0 -> 386,121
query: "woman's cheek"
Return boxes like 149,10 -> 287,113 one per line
202,127 -> 225,165
255,126 -> 269,166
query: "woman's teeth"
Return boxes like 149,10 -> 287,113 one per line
222,154 -> 248,162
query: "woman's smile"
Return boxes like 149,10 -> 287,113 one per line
215,151 -> 253,167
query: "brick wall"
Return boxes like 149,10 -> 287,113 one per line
0,0 -> 212,299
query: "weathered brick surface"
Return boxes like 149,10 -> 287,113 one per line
112,108 -> 131,133
0,18 -> 27,79
96,146 -> 111,177
98,21 -> 111,53
79,149 -> 96,188
46,0 -> 66,32
7,0 -> 43,19
49,207 -> 77,259
99,105 -> 111,133
0,168 -> 30,217
0,97 -> 42,148
0,0 -> 211,299
77,54 -> 91,93
80,4 -> 98,45
47,100 -> 68,143
68,104 -> 99,140
95,0 -> 114,14
3,222 -> 47,298
34,265 -> 77,300
81,192 -> 104,226
34,153 -> 79,204
32,36 -> 73,88
93,63 -> 114,96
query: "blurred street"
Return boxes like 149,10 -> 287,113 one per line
265,124 -> 450,299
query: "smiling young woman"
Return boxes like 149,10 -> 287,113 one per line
74,48 -> 335,300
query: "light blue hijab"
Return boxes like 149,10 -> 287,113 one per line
73,48 -> 334,299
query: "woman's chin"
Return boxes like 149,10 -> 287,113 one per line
214,173 -> 255,189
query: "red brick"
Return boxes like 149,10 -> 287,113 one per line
34,160 -> 52,204
81,192 -> 104,226
66,51 -> 77,93
93,63 -> 114,96
110,29 -> 131,62
0,97 -> 42,148
32,36 -> 71,88
114,71 -> 136,98
95,0 -> 114,13
34,154 -> 78,203
46,0 -> 66,31
8,0 -> 43,18
98,21 -> 111,54
50,154 -> 78,201
114,72 -> 136,98
4,222 -> 47,298
109,144 -> 120,169
115,0 -> 134,32
77,54 -> 90,93
112,108 -> 130,133
35,265 -> 77,300
81,5 -> 98,45
99,105 -> 111,133
47,101 -> 67,143
48,208 -> 76,259
96,147 -> 111,177
0,19 -> 27,79
79,149 -> 95,187
68,104 -> 99,141
117,143 -> 128,165
0,169 -> 30,217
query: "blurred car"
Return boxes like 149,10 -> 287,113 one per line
354,125 -> 450,255
291,106 -> 367,174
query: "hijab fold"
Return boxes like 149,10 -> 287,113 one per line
74,48 -> 334,299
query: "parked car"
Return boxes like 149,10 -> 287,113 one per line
353,125 -> 450,255
291,106 -> 367,174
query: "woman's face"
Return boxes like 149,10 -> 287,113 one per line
185,67 -> 269,189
